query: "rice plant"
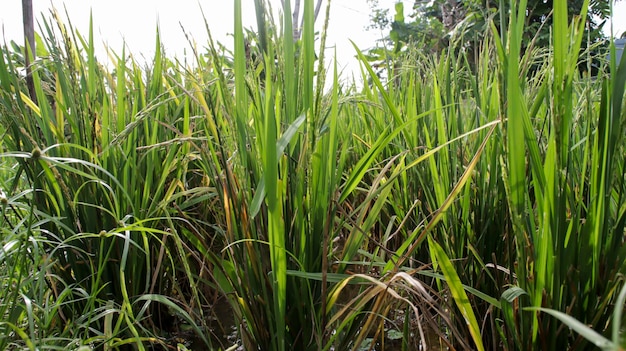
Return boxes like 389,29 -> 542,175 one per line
0,10 -> 218,350
0,0 -> 625,350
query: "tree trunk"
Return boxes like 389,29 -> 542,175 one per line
440,0 -> 464,31
22,0 -> 36,102
289,0 -> 324,41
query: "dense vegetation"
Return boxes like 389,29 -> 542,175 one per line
366,0 -> 619,55
0,0 -> 625,350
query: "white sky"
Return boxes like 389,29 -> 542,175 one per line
0,0 -> 625,77
0,0 -> 406,78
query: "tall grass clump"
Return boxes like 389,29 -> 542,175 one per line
193,0 -> 499,350
349,0 -> 626,349
0,10 -> 218,349
492,0 -> 626,349
375,0 -> 626,349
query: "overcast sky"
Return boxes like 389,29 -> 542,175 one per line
0,0 -> 402,78
1,0 -> 625,77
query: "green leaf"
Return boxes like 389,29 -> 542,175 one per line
250,113 -> 306,217
526,307 -> 618,350
428,237 -> 485,351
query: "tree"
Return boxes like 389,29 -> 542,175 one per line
364,1 -> 446,72
367,0 -> 619,58
494,0 -> 615,48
